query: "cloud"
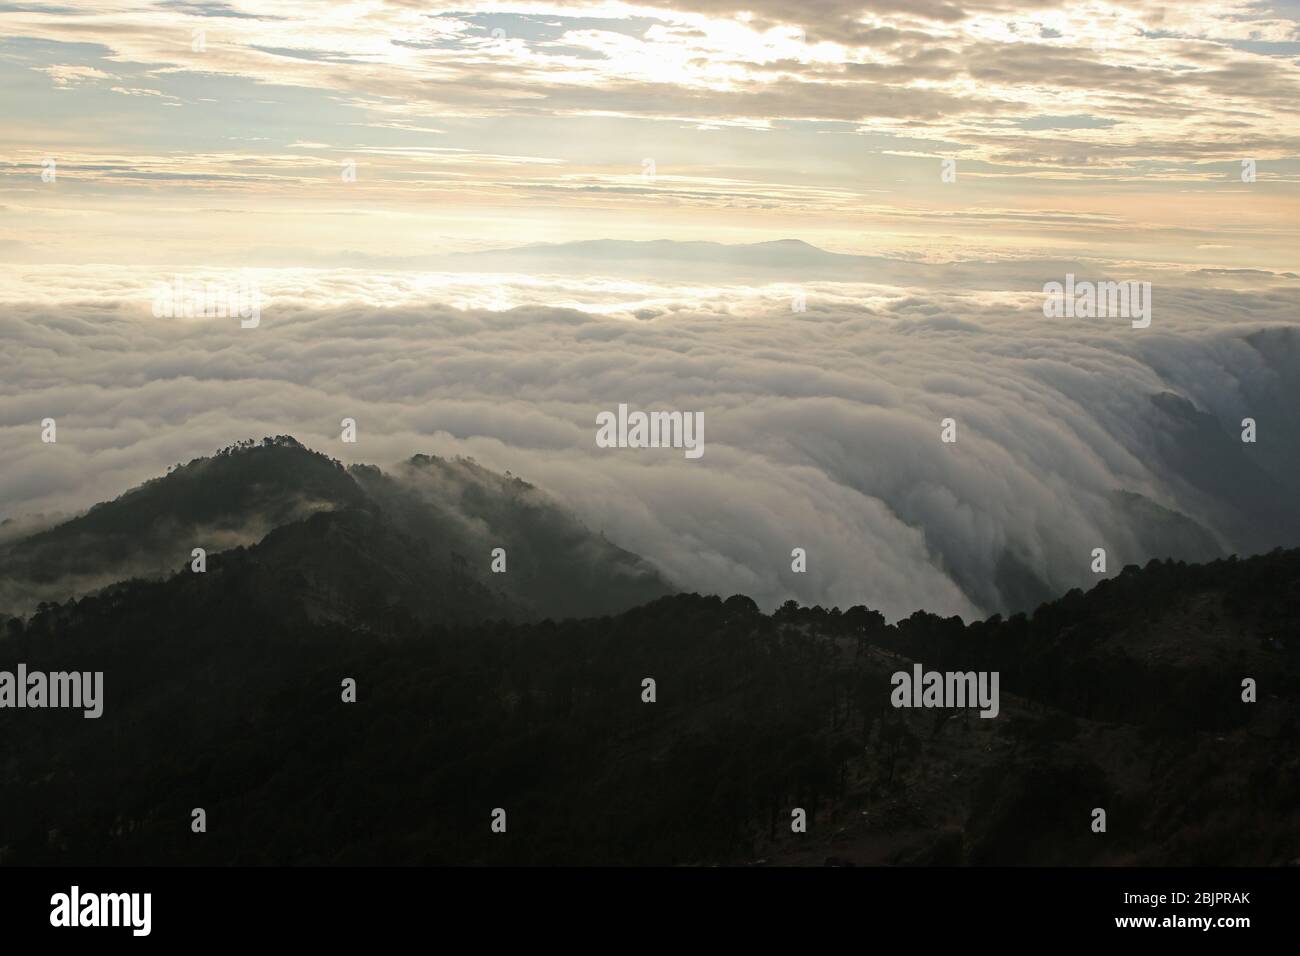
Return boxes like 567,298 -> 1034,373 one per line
1,253 -> 1297,621
5,1 -> 1299,154
4,2 -> 1298,274
35,63 -> 113,87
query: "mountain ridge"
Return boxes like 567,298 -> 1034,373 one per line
2,545 -> 1296,865
0,436 -> 673,623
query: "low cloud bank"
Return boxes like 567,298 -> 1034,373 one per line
1,261 -> 1297,620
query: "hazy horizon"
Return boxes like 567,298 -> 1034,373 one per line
2,0 -> 1299,271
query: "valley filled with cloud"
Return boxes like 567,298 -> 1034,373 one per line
4,246 -> 1296,620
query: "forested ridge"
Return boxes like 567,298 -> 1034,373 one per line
2,544 -> 1297,865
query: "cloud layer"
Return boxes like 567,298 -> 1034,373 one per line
2,256 -> 1297,621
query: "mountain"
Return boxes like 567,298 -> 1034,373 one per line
1,545 -> 1296,865
447,238 -> 1142,289
351,454 -> 674,620
457,237 -> 862,267
1146,390 -> 1300,554
0,436 -> 362,615
2,437 -> 1295,866
451,237 -> 932,283
0,437 -> 672,623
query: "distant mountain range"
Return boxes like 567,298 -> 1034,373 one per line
0,437 -> 672,624
447,238 -> 1300,287
449,237 -> 1076,285
226,237 -> 1300,289
459,237 -> 861,267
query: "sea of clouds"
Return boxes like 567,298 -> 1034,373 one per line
1,257 -> 1297,621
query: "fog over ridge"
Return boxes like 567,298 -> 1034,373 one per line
2,251 -> 1298,621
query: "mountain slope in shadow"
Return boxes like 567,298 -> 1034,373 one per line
0,437 -> 673,622
1,546 -> 1295,865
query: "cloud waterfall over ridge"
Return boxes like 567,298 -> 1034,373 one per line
2,264 -> 1297,621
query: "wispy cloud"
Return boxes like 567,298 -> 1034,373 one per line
1,1 -> 1296,265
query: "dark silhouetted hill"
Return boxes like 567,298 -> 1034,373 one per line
1,545 -> 1296,866
0,437 -> 673,623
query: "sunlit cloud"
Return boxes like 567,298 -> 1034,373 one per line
0,0 -> 1296,271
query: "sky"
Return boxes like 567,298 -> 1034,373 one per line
1,1 -> 1298,620
1,0 -> 1299,270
